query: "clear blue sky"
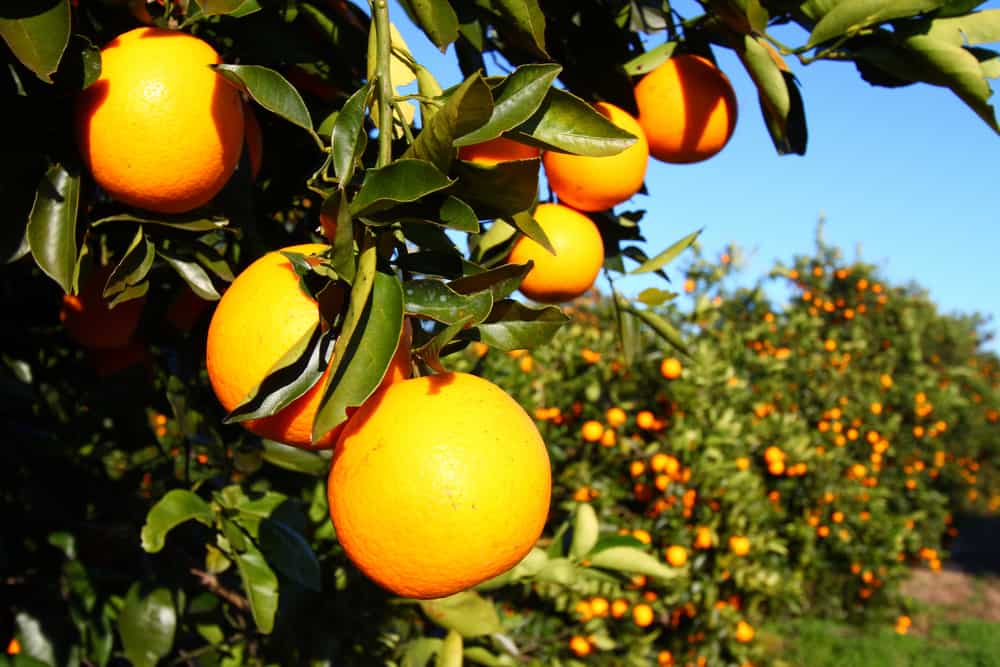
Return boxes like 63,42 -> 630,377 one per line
388,0 -> 1000,349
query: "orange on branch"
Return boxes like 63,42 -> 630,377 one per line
458,136 -> 540,165
60,265 -> 145,350
327,372 -> 552,599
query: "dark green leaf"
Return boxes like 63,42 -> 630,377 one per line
404,280 -> 493,325
476,299 -> 568,350
259,519 -> 322,591
27,162 -> 79,293
351,159 -> 455,216
55,34 -> 101,90
158,246 -> 221,301
469,219 -> 517,264
235,549 -> 279,634
493,0 -> 547,57
630,228 -> 701,274
449,262 -> 531,301
415,317 -> 470,372
399,251 -> 465,278
91,213 -> 228,232
187,0 -> 262,19
512,88 -> 636,156
808,0 -> 944,47
225,325 -> 327,423
439,196 -> 480,233
331,83 -> 371,187
104,228 -> 154,301
106,280 -> 148,310
261,439 -> 330,475
313,270 -> 404,442
623,41 -> 678,76
213,64 -> 316,136
118,585 -> 176,667
420,592 -> 501,638
0,0 -> 70,83
455,64 -> 562,145
399,0 -> 460,49
507,209 -> 554,255
403,73 -> 494,172
321,189 -> 357,282
141,489 -> 214,553
449,159 -> 539,220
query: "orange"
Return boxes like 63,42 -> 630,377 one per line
542,102 -> 649,211
606,406 -> 627,427
581,420 -> 604,442
458,136 -> 540,165
660,357 -> 683,380
694,526 -> 713,550
327,372 -> 551,599
75,27 -> 245,213
634,54 -> 737,164
206,244 -> 411,449
665,545 -> 688,567
589,596 -> 610,617
568,635 -> 592,657
507,203 -> 605,303
633,603 -> 655,627
729,535 -> 750,556
166,284 -> 213,333
636,410 -> 655,430
611,599 -> 629,618
734,620 -> 755,643
60,265 -> 145,350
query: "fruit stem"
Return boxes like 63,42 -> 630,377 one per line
371,0 -> 394,168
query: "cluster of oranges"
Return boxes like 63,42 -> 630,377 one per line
462,56 -> 738,304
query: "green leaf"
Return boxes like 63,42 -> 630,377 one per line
235,548 -> 279,634
261,439 -> 330,476
57,34 -> 101,90
259,518 -> 322,591
0,0 -> 70,83
104,228 -> 154,301
399,0 -> 459,49
455,64 -> 562,145
436,630 -> 463,667
493,0 -> 547,57
620,300 -> 689,355
448,262 -> 531,302
91,213 -> 227,232
187,0 -> 262,19
569,503 -> 599,559
331,83 -> 371,187
449,160 -> 540,220
213,64 -> 316,136
808,0 -> 944,47
403,280 -> 493,325
403,73 -> 494,173
475,547 -> 548,590
118,585 -> 176,667
630,228 -> 701,275
321,190 -> 357,282
508,209 -> 555,255
13,611 -> 56,666
420,591 -> 501,638
414,317 -> 470,372
747,0 -> 770,32
313,271 -> 404,442
735,35 -> 808,155
158,246 -> 222,301
925,9 -> 1000,46
512,88 -> 636,156
350,159 -> 456,216
225,324 -> 327,423
402,638 -> 444,667
470,219 -> 517,264
141,489 -> 214,553
623,41 -> 678,76
463,647 -> 514,667
587,546 -> 682,581
636,287 -> 677,307
439,196 -> 480,233
476,300 -> 568,350
27,162 -> 79,293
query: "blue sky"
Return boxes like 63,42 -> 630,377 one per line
388,0 -> 1000,349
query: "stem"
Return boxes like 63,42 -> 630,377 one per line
371,0 -> 394,168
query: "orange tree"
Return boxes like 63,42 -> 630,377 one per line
2,0 -> 1000,665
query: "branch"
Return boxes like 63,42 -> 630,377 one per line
189,568 -> 250,611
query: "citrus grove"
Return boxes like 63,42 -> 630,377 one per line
3,0 -> 999,665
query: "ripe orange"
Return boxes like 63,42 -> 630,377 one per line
568,635 -> 592,657
458,136 -> 540,165
75,27 -> 245,213
611,599 -> 629,618
60,265 -> 145,350
734,620 -> 755,643
666,545 -> 688,567
328,372 -> 551,599
606,406 -> 627,428
660,357 -> 683,380
206,244 -> 411,449
633,603 -> 655,627
507,203 -> 605,303
581,420 -> 604,442
694,526 -> 713,550
634,54 -> 737,164
542,102 -> 649,212
729,535 -> 751,556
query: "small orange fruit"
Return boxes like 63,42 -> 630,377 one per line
507,203 -> 605,303
60,265 -> 146,350
568,635 -> 592,657
611,599 -> 629,618
458,136 -> 540,166
634,54 -> 737,164
543,102 -> 649,212
660,357 -> 683,380
75,27 -> 245,213
581,420 -> 604,442
606,406 -> 627,427
666,545 -> 688,567
206,244 -> 412,449
734,620 -> 755,643
633,603 -> 655,627
694,526 -> 713,550
636,410 -> 655,430
328,372 -> 552,599
729,535 -> 750,556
